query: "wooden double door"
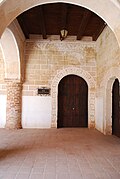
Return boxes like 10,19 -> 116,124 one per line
112,79 -> 120,137
58,75 -> 88,128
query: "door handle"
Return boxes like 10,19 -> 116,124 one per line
73,107 -> 75,110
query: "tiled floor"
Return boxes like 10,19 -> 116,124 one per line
0,128 -> 120,179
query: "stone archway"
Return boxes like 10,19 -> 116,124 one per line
0,28 -> 20,79
0,28 -> 22,129
100,67 -> 120,135
51,67 -> 95,128
0,0 -> 120,47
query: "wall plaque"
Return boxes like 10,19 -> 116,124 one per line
38,87 -> 50,96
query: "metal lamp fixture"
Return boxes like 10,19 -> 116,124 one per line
60,29 -> 68,41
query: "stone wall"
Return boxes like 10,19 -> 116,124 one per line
0,48 -> 4,82
95,26 -> 120,134
8,20 -> 25,81
23,36 -> 96,96
96,26 -> 120,86
5,81 -> 22,129
0,24 -> 119,130
0,20 -> 25,129
0,47 -> 6,95
22,36 -> 97,128
0,47 -> 6,127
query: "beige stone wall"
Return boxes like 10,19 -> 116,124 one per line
96,26 -> 120,134
0,47 -> 6,95
0,48 -> 4,82
23,36 -> 96,95
96,26 -> 120,86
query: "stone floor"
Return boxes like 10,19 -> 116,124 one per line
0,128 -> 120,179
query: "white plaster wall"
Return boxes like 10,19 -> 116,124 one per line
0,95 -> 6,128
22,96 -> 51,128
95,97 -> 103,133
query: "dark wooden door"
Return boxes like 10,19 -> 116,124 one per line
58,75 -> 88,128
112,79 -> 120,137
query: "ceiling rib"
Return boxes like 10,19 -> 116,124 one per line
77,10 -> 92,40
18,16 -> 29,39
93,23 -> 106,41
39,6 -> 47,39
17,3 -> 106,41
60,4 -> 68,40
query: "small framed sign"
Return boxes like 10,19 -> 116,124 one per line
38,87 -> 50,96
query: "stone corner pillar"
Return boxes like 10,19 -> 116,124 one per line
5,80 -> 22,129
89,121 -> 95,129
51,119 -> 57,128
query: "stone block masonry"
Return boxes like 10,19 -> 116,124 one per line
5,81 -> 22,129
24,39 -> 97,95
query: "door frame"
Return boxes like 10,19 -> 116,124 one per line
100,67 -> 120,135
112,78 -> 120,136
58,74 -> 88,128
51,67 -> 96,128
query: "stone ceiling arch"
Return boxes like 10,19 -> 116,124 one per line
0,0 -> 120,46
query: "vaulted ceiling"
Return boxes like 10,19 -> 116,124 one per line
17,3 -> 106,41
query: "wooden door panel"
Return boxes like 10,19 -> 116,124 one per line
58,75 -> 88,128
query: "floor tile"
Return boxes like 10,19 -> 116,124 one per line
0,128 -> 120,179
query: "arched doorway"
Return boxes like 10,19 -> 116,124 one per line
58,75 -> 88,128
112,78 -> 120,137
